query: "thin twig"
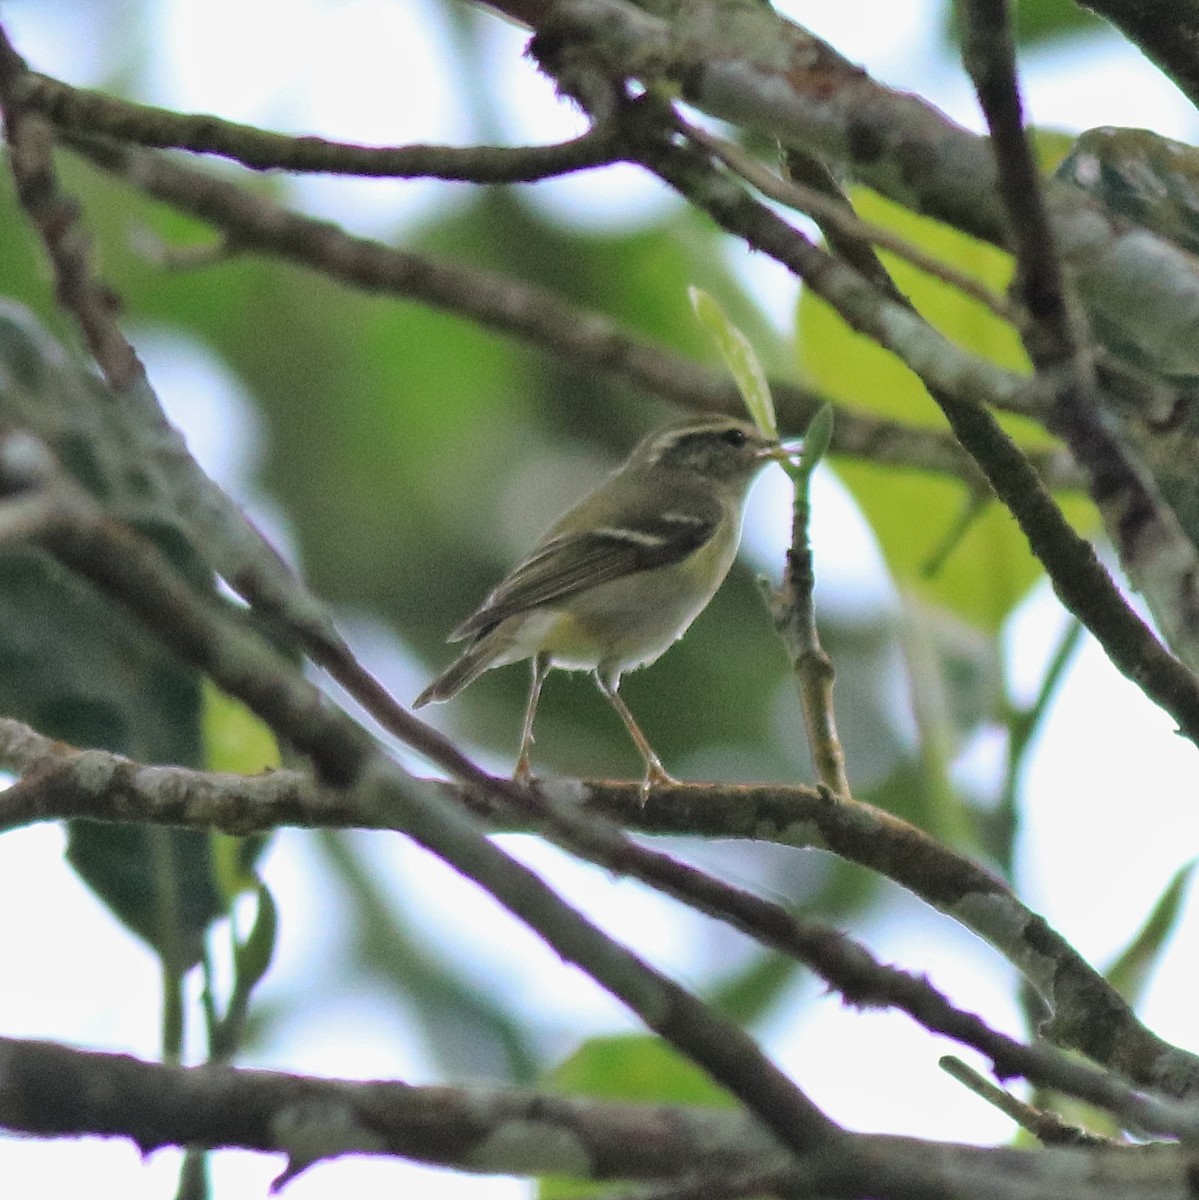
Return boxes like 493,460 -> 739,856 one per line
940,1056 -> 1117,1147
20,69 -> 623,181
687,123 -> 1020,324
763,414 -> 850,797
0,33 -> 139,388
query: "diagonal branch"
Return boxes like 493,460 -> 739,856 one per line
534,0 -> 1199,381
960,0 -> 1199,676
1074,0 -> 1199,111
0,433 -> 847,1163
3,710 -> 1199,1106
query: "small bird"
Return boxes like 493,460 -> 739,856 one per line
414,414 -> 792,786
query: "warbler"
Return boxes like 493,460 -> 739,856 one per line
414,415 -> 792,785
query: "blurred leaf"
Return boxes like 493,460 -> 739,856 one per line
946,0 -> 1107,48
689,286 -> 776,435
539,1033 -> 738,1199
893,596 -> 1000,848
203,679 -> 281,775
1105,860 -> 1197,1006
208,881 -> 280,1060
797,179 -> 1091,633
707,949 -> 800,1025
547,1033 -> 737,1107
0,307 -> 254,968
233,882 -> 278,995
0,538 -> 221,967
800,404 -> 835,471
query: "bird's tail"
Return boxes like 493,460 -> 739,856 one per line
413,632 -> 506,708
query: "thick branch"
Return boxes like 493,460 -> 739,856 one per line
0,1035 -> 783,1183
0,1036 -> 1196,1199
4,715 -> 1199,1107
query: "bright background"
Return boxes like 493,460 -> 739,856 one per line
1,0 -> 1197,1195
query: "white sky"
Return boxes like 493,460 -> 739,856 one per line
3,0 -> 1199,1195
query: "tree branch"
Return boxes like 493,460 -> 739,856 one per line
535,0 -> 1199,381
18,69 -> 623,181
1074,0 -> 1199,111
53,132 -> 1077,492
4,710 -> 1199,1107
1,1035 -> 1197,1198
0,433 -> 849,1164
960,0 -> 1199,677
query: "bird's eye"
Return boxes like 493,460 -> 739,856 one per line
720,427 -> 748,447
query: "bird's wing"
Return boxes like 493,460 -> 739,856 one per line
448,505 -> 719,642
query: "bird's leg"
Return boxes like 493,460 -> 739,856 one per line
515,653 -> 551,780
592,669 -> 678,794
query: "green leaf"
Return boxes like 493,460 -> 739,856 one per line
539,1033 -> 742,1197
233,882 -> 278,996
796,183 -> 1090,632
689,287 -> 777,436
1105,860 -> 1197,1006
547,1033 -> 736,1108
707,950 -> 801,1026
0,308 -> 258,968
203,679 -> 281,775
946,0 -> 1107,48
800,404 -> 834,472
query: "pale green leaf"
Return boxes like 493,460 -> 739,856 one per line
689,286 -> 777,436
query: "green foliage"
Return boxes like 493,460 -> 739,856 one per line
797,187 -> 1038,633
539,1033 -> 741,1196
0,308 -> 265,971
1105,860 -> 1197,1006
203,681 -> 281,777
548,1032 -> 738,1106
689,286 -> 777,435
946,0 -> 1108,48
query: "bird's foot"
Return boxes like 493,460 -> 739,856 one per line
638,759 -> 679,805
